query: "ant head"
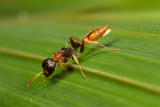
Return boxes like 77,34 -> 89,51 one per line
24,58 -> 56,87
42,58 -> 57,77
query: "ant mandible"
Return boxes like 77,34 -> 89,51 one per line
24,25 -> 120,87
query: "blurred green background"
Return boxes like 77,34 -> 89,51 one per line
0,0 -> 160,107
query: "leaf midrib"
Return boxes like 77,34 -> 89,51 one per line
1,47 -> 160,95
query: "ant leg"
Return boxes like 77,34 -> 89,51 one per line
24,72 -> 44,87
69,36 -> 75,49
70,36 -> 80,42
66,41 -> 70,48
69,37 -> 81,52
59,61 -> 68,74
80,41 -> 84,54
84,39 -> 120,51
66,36 -> 79,48
43,78 -> 48,82
72,54 -> 87,79
69,36 -> 82,52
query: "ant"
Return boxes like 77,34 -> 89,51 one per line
24,25 -> 120,87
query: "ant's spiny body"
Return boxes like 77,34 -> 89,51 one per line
24,25 -> 119,87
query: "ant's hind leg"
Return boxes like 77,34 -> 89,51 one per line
85,39 -> 120,51
72,54 -> 87,79
70,36 -> 80,42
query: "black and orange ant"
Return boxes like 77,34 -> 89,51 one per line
24,25 -> 120,87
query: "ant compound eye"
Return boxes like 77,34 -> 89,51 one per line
42,58 -> 56,77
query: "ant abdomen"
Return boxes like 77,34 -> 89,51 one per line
42,58 -> 57,77
85,25 -> 110,41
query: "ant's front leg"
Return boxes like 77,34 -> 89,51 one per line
43,78 -> 48,82
59,60 -> 68,75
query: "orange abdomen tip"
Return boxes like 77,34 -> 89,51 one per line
86,25 -> 111,41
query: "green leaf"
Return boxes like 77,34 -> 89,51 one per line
1,0 -> 160,107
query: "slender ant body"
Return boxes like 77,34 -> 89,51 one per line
24,25 -> 120,87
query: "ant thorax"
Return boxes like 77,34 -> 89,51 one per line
59,47 -> 79,60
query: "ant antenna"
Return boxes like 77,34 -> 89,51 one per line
24,72 -> 44,87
